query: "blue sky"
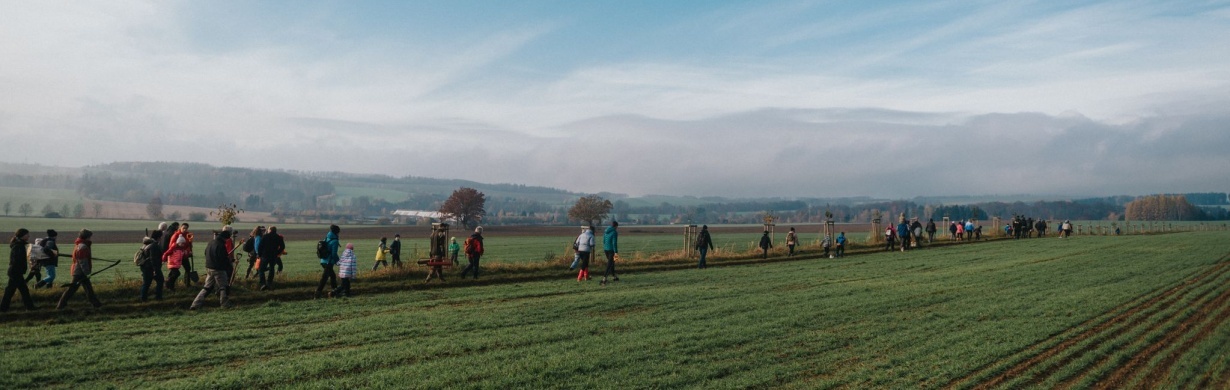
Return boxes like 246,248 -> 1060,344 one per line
1,0 -> 1228,198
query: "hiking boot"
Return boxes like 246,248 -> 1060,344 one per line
34,281 -> 46,289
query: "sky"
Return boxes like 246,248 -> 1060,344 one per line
1,0 -> 1228,199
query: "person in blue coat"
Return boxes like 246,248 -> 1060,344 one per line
315,225 -> 340,299
897,220 -> 911,252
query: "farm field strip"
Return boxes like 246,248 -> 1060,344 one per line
2,231 -> 1228,388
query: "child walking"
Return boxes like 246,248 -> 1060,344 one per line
372,237 -> 389,271
332,243 -> 357,298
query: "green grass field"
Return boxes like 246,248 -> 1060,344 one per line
2,231 -> 1228,388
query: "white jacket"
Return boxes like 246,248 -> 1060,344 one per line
575,230 -> 595,252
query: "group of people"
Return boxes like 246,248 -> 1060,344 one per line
0,221 -> 429,312
572,221 -> 619,285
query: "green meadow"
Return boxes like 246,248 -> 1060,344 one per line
2,231 -> 1228,389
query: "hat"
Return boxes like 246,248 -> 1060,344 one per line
475,226 -> 483,233
451,237 -> 457,242
46,229 -> 57,237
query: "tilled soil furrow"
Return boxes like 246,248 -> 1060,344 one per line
1133,286 -> 1230,389
957,259 -> 1230,390
1048,265 -> 1230,389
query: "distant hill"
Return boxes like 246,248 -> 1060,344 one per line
0,161 -> 1224,224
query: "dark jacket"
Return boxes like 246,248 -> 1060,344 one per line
204,236 -> 232,272
696,230 -> 714,251
389,239 -> 401,257
258,231 -> 285,263
40,237 -> 60,267
9,238 -> 28,278
758,234 -> 772,249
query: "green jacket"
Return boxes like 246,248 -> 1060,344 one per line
603,226 -> 618,252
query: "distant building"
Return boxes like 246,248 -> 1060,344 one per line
392,210 -> 449,224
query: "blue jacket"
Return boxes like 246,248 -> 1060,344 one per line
897,222 -> 910,237
320,231 -> 340,266
836,234 -> 846,245
603,226 -> 618,252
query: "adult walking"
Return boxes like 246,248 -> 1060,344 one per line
925,219 -> 937,243
56,229 -> 102,310
785,227 -> 797,257
695,225 -> 714,269
243,226 -> 264,279
389,234 -> 403,268
137,231 -> 164,301
31,229 -> 60,288
315,225 -> 340,299
574,226 -> 594,282
189,229 -> 234,310
257,226 -> 285,290
2,228 -> 37,312
758,231 -> 772,259
835,232 -> 847,258
600,221 -> 619,286
461,226 -> 485,279
897,220 -> 911,252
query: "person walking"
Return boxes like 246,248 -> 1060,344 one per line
835,232 -> 847,257
696,225 -> 714,269
32,229 -> 60,289
162,235 -> 188,293
332,243 -> 357,297
315,225 -> 340,299
168,223 -> 195,287
460,226 -> 485,279
574,226 -> 594,282
965,220 -> 976,241
885,226 -> 895,251
821,233 -> 832,258
949,221 -> 958,241
56,229 -> 102,310
372,237 -> 389,271
2,228 -> 37,312
189,229 -> 234,310
925,219 -> 937,243
257,226 -> 285,290
898,220 -> 911,252
758,231 -> 772,259
785,227 -> 797,257
911,219 -> 924,248
243,226 -> 264,279
137,232 -> 164,302
448,237 -> 461,266
600,221 -> 619,285
955,221 -> 965,242
389,234 -> 403,268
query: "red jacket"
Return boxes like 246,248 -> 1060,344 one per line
70,238 -> 92,277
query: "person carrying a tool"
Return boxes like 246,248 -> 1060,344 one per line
56,229 -> 103,310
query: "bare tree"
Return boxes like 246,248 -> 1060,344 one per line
568,195 -> 614,227
18,203 -> 32,217
439,187 -> 486,229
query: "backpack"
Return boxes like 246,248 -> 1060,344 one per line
464,237 -> 482,255
242,238 -> 255,253
316,239 -> 331,259
29,238 -> 50,262
133,244 -> 152,266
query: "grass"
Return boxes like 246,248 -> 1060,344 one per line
1,230 -> 1228,388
